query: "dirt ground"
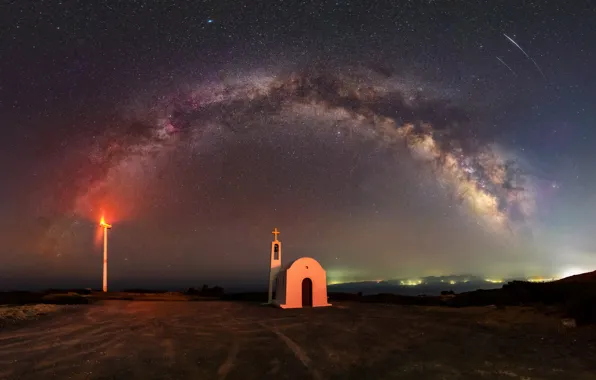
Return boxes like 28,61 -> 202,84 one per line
0,300 -> 595,380
0,304 -> 61,327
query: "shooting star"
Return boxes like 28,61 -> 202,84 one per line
503,33 -> 546,80
496,56 -> 516,76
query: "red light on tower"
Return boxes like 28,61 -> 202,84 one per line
100,216 -> 112,229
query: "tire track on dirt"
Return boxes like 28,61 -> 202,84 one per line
217,340 -> 240,380
0,312 -> 133,367
262,323 -> 324,380
0,302 -> 154,379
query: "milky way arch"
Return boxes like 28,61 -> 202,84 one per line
44,67 -> 536,253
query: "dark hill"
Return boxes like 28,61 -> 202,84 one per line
449,273 -> 596,325
328,271 -> 596,325
556,270 -> 596,283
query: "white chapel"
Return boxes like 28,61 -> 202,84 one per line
267,228 -> 332,309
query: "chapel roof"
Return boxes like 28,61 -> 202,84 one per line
279,256 -> 325,273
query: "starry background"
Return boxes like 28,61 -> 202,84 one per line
1,0 -> 596,290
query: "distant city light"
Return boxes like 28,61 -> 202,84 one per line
326,273 -> 585,288
527,277 -> 556,283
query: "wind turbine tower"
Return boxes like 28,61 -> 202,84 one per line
99,217 -> 112,292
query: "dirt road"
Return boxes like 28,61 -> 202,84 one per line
0,300 -> 595,379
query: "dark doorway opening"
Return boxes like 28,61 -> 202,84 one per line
301,278 -> 313,307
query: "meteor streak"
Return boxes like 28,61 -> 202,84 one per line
503,33 -> 546,80
504,34 -> 531,59
496,56 -> 516,76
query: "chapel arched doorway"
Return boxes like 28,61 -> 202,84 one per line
301,278 -> 313,307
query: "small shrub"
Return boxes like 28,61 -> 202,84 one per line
185,287 -> 200,295
186,285 -> 224,297
41,293 -> 90,305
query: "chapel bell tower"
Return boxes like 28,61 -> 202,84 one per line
268,227 -> 282,304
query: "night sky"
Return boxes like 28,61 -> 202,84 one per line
2,1 -> 596,290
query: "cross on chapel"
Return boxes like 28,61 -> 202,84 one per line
272,227 -> 280,241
